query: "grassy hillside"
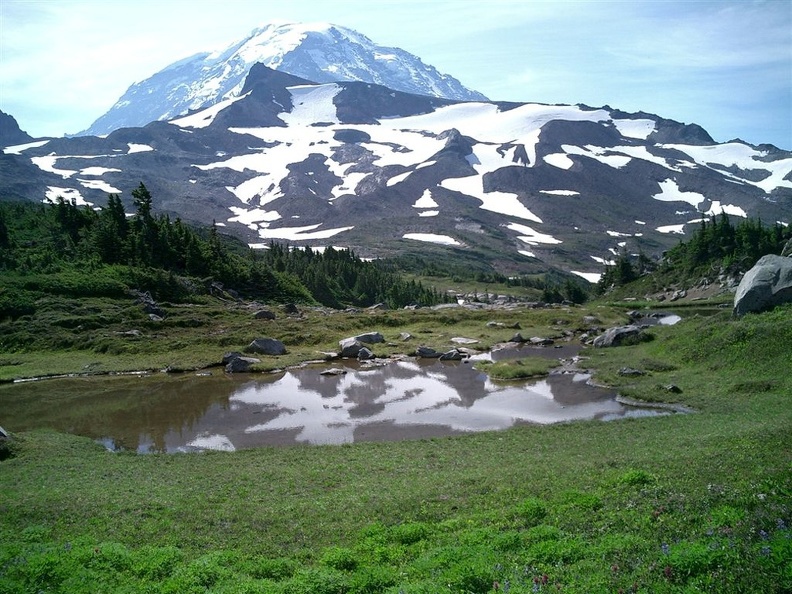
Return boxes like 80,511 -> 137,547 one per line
1,304 -> 790,593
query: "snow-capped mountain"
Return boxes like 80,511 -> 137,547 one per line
79,22 -> 487,137
5,65 -> 792,282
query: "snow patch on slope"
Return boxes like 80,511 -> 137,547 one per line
652,179 -> 706,208
403,233 -> 461,246
279,84 -> 341,126
169,94 -> 248,129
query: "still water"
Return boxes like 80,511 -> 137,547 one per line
0,349 -> 666,452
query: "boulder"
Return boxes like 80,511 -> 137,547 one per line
0,425 -> 15,460
225,355 -> 261,373
339,337 -> 364,358
451,337 -> 478,345
592,325 -> 645,348
439,348 -> 466,361
282,303 -> 299,315
222,351 -> 245,364
416,346 -> 441,358
733,255 -> 792,316
399,332 -> 413,341
529,336 -> 554,346
357,347 -> 376,361
354,332 -> 385,344
510,333 -> 527,343
254,310 -> 276,320
246,338 -> 287,356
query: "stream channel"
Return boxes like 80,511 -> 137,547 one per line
0,330 -> 681,453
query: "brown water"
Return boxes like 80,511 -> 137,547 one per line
0,352 -> 667,452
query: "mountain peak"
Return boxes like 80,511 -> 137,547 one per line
0,110 -> 34,147
79,22 -> 487,137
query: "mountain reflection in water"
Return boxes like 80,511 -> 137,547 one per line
0,356 -> 665,453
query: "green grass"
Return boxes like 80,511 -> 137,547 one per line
0,296 -> 627,381
1,303 -> 791,592
475,358 -> 559,380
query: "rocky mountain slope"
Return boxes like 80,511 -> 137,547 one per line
3,65 -> 791,282
0,110 -> 33,147
79,22 -> 487,137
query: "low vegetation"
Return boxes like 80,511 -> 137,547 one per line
475,358 -> 559,380
1,199 -> 791,592
2,303 -> 791,592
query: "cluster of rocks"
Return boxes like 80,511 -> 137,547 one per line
129,289 -> 166,321
337,332 -> 385,361
223,337 -> 288,372
414,346 -> 468,361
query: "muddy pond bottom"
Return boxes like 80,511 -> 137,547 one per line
1,356 -> 667,452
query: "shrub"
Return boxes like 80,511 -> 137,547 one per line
516,497 -> 548,526
617,469 -> 656,487
391,522 -> 432,545
320,546 -> 358,571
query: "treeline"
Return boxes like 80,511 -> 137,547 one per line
597,214 -> 792,291
662,213 -> 790,274
0,184 -> 448,310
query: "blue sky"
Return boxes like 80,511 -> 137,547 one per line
1,0 -> 790,149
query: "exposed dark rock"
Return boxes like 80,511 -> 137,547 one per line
339,337 -> 364,358
225,356 -> 261,373
222,351 -> 245,364
439,348 -> 466,361
416,346 -> 441,358
733,255 -> 792,316
510,333 -> 527,343
0,425 -> 16,460
282,303 -> 299,315
254,309 -> 276,320
354,332 -> 385,344
529,337 -> 554,346
0,110 -> 33,147
357,347 -> 376,360
399,332 -> 413,341
246,338 -> 287,356
131,289 -> 166,318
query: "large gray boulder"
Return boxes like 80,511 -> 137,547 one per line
339,337 -> 364,358
354,332 -> 385,344
224,355 -> 261,373
734,255 -> 792,316
592,325 -> 645,348
246,338 -> 287,356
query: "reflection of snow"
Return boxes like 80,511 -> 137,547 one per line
186,434 -> 235,452
235,360 -> 651,445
